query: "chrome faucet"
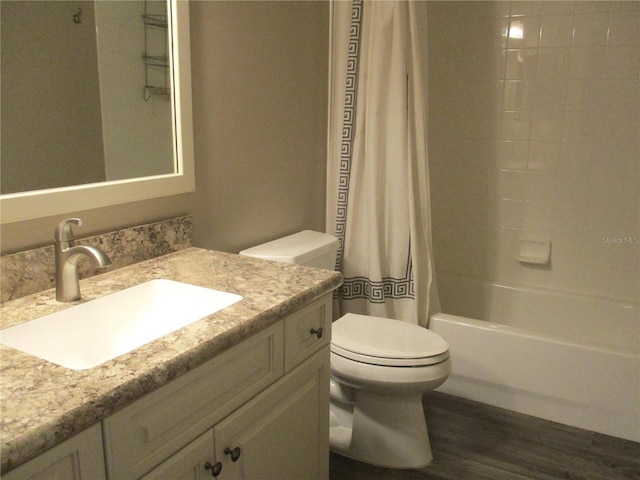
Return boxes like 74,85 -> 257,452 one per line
55,218 -> 112,302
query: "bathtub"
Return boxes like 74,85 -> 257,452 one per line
429,276 -> 640,442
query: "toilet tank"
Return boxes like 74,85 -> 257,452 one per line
239,230 -> 339,270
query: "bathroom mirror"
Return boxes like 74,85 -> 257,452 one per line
0,0 -> 194,224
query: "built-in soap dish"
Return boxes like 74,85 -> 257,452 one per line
517,238 -> 551,265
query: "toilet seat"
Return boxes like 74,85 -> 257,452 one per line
331,313 -> 449,367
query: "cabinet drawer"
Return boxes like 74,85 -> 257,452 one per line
284,295 -> 331,372
103,322 -> 283,480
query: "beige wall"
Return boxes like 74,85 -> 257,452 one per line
189,1 -> 329,253
0,1 -> 329,256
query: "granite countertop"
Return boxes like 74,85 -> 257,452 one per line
0,247 -> 342,472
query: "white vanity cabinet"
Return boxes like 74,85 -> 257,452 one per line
142,347 -> 329,480
2,423 -> 106,480
104,294 -> 332,480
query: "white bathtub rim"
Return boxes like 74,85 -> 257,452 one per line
430,315 -> 639,414
429,312 -> 639,359
430,312 -> 640,442
436,274 -> 639,350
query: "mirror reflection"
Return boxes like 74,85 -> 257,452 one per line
1,0 -> 174,195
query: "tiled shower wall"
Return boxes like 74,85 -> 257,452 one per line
427,1 -> 639,307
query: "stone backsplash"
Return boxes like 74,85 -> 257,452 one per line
0,216 -> 192,302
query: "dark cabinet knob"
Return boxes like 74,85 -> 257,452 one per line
204,461 -> 222,477
224,446 -> 242,462
310,327 -> 324,339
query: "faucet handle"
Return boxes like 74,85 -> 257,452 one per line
55,218 -> 82,242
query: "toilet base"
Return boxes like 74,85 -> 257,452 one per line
330,390 -> 433,469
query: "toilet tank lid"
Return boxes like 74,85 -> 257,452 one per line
239,230 -> 338,264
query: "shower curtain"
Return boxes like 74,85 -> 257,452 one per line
327,0 -> 439,326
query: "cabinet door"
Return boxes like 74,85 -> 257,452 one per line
214,346 -> 330,480
2,424 -> 105,480
141,430 -> 215,480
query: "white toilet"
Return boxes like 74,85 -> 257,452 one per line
240,231 -> 451,469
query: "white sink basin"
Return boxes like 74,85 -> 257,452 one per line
0,279 -> 243,370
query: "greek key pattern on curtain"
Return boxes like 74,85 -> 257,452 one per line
334,0 -> 362,275
334,0 -> 415,305
341,250 -> 414,303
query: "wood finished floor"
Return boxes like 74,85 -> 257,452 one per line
329,392 -> 640,480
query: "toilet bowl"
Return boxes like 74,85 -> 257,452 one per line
239,231 -> 451,469
329,313 -> 450,468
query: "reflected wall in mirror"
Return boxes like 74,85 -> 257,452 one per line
0,0 -> 194,224
1,0 -> 173,195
